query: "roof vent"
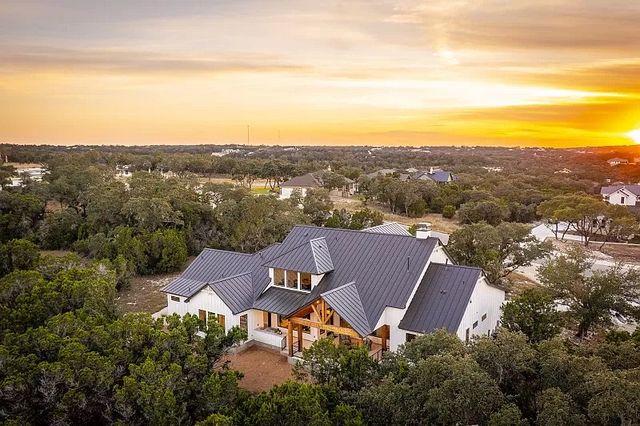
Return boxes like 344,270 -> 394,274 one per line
415,222 -> 432,239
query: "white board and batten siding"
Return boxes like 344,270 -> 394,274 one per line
455,277 -> 505,341
167,288 -> 243,334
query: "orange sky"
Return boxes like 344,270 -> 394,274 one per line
1,1 -> 639,147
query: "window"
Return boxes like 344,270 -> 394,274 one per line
286,271 -> 298,289
198,309 -> 207,322
406,333 -> 416,342
171,295 -> 180,302
274,269 -> 285,287
217,314 -> 226,329
482,313 -> 487,321
473,321 -> 479,329
240,314 -> 248,332
300,272 -> 312,291
465,328 -> 470,343
621,196 -> 626,204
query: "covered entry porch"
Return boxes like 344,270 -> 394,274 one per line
283,298 -> 389,361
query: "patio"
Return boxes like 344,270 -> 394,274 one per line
225,346 -> 293,392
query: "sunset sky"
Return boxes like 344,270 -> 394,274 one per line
1,0 -> 639,147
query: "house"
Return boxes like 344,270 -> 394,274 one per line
162,223 -> 505,360
115,164 -> 134,178
412,167 -> 455,184
4,163 -> 47,187
279,173 -> 356,199
601,184 -> 640,206
607,158 -> 629,166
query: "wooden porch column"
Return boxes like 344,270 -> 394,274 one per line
287,321 -> 294,357
297,324 -> 303,353
381,325 -> 389,352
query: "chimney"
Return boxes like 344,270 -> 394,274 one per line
415,222 -> 432,239
429,166 -> 435,174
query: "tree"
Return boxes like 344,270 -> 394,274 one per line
596,204 -> 637,249
0,239 -> 41,277
536,388 -> 586,426
442,204 -> 456,219
538,246 -> 640,338
458,199 -> 509,226
502,288 -> 563,342
302,189 -> 333,226
537,193 -> 608,247
448,222 -> 551,286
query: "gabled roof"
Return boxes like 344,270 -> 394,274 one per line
601,184 -> 640,196
281,173 -> 322,188
363,222 -> 411,236
264,237 -> 334,274
399,263 -> 481,334
209,273 -> 254,314
321,282 -> 371,336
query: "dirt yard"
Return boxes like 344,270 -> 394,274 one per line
115,271 -> 181,314
225,346 -> 293,392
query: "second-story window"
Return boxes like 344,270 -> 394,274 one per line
300,272 -> 312,291
274,268 -> 285,287
286,270 -> 298,289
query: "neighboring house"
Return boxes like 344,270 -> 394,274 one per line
5,163 -> 47,187
116,164 -> 134,178
211,148 -> 241,157
279,173 -> 356,199
412,167 -> 455,184
601,184 -> 640,206
162,223 -> 505,360
366,167 -> 455,184
607,158 -> 629,166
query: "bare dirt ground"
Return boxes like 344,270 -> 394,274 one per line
115,270 -> 182,314
331,197 -> 460,233
224,346 -> 293,392
599,244 -> 640,264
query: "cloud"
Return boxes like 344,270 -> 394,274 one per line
0,46 -> 312,75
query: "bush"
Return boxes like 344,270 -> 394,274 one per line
442,204 -> 456,219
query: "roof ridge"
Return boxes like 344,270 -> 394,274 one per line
430,262 -> 482,271
200,247 -> 254,256
320,281 -> 356,297
208,271 -> 253,285
292,224 -> 437,240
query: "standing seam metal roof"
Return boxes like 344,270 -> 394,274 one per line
398,263 -> 481,334
321,282 -> 371,336
263,237 -> 334,274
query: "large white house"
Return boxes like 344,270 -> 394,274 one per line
601,184 -> 640,207
162,222 -> 505,359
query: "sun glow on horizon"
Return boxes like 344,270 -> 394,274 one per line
627,129 -> 640,144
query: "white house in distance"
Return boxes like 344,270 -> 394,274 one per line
601,184 -> 640,207
279,172 -> 357,199
607,158 -> 629,166
162,222 -> 505,360
4,163 -> 47,187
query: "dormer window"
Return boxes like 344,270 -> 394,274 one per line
272,268 -> 313,292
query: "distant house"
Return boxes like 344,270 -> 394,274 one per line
211,148 -> 241,157
280,172 -> 356,199
162,223 -> 504,359
412,167 -> 455,184
554,168 -> 572,174
367,167 -> 455,183
115,164 -> 134,178
601,184 -> 640,206
4,163 -> 47,187
607,158 -> 629,166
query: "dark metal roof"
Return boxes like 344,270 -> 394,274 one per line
253,287 -> 308,316
209,273 -> 254,314
161,277 -> 207,298
601,184 -> 640,196
399,263 -> 481,334
264,237 -> 334,274
287,226 -> 439,329
321,282 -> 371,336
281,173 -> 322,188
